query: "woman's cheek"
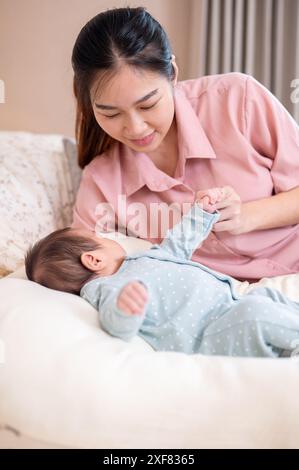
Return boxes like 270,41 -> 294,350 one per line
96,117 -> 119,138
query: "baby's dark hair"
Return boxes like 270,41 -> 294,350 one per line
24,227 -> 100,295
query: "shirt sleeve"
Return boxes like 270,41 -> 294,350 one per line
71,167 -> 117,233
97,282 -> 148,341
245,75 -> 299,193
159,203 -> 220,260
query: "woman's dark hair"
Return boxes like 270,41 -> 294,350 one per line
24,228 -> 100,295
71,6 -> 175,169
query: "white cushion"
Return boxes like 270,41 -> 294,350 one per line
0,131 -> 81,276
1,266 -> 299,448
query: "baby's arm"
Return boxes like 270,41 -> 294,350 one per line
159,200 -> 220,260
98,281 -> 149,341
157,187 -> 227,260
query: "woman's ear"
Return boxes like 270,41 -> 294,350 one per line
171,54 -> 179,86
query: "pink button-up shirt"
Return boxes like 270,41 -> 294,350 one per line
72,72 -> 299,281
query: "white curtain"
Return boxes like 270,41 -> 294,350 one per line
188,0 -> 299,123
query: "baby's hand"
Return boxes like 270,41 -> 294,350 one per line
117,281 -> 148,315
195,187 -> 225,213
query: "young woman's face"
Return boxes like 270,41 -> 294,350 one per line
90,62 -> 178,153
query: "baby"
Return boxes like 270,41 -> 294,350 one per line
24,188 -> 299,358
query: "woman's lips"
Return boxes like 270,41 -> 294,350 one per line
130,131 -> 156,147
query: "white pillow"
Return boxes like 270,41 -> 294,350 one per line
0,131 -> 81,276
1,268 -> 299,448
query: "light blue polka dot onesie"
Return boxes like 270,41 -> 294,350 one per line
80,203 -> 299,357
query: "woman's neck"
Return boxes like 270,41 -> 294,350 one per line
147,119 -> 178,177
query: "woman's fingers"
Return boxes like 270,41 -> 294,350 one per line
206,186 -> 243,234
213,205 -> 243,233
206,188 -> 224,204
195,186 -> 244,234
213,203 -> 240,220
213,219 -> 235,232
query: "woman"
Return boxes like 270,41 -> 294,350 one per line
71,6 -> 299,282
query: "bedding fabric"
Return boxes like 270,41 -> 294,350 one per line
0,131 -> 81,277
1,131 -> 299,448
1,267 -> 299,448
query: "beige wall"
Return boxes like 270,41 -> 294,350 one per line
0,0 -> 192,138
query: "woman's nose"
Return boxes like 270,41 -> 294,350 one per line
124,114 -> 147,137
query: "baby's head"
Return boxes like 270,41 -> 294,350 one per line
24,227 -> 126,295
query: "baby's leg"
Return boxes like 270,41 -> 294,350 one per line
197,292 -> 299,358
247,286 -> 299,310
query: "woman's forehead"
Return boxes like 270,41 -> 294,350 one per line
91,66 -> 166,105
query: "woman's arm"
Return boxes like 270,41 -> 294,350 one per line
208,184 -> 299,235
242,76 -> 299,233
242,185 -> 299,232
212,76 -> 299,236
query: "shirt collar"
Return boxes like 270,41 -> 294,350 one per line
122,84 -> 217,197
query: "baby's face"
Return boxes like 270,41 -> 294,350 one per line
72,228 -> 126,276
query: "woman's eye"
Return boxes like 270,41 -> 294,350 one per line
104,102 -> 158,119
140,103 -> 157,110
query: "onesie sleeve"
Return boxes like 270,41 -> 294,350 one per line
97,281 -> 148,341
245,75 -> 299,193
159,203 -> 219,260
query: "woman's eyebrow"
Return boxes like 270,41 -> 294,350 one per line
95,88 -> 159,110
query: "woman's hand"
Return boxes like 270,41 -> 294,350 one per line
196,186 -> 248,235
117,281 -> 148,315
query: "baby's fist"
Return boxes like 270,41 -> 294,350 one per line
117,281 -> 148,315
195,187 -> 225,212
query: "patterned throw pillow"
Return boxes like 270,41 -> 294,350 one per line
0,131 -> 81,276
